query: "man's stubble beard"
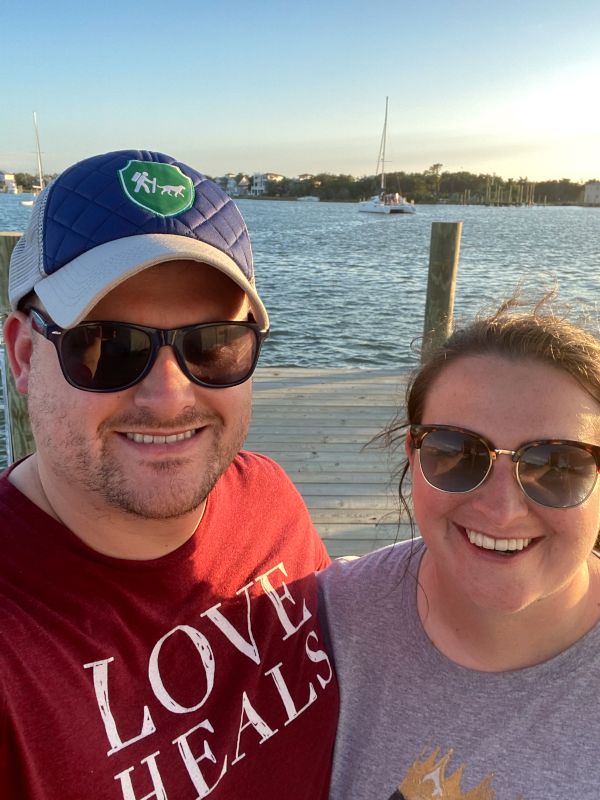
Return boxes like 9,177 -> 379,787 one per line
88,430 -> 245,519
28,357 -> 251,520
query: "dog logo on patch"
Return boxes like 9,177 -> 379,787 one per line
118,160 -> 194,216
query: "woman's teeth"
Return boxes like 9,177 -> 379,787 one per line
126,430 -> 196,445
466,529 -> 531,553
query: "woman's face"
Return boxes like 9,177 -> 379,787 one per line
408,354 -> 600,615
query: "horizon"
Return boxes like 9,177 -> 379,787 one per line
2,0 -> 599,183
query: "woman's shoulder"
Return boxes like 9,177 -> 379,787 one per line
318,538 -> 424,602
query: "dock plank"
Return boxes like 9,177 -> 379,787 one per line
247,367 -> 411,557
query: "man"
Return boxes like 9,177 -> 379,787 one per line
0,150 -> 338,799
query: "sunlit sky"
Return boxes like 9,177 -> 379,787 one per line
2,0 -> 599,182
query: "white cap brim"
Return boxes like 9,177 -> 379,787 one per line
36,233 -> 269,330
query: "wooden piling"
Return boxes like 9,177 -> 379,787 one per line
421,221 -> 463,361
0,233 -> 35,463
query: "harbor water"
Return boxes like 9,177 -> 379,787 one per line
1,193 -> 599,463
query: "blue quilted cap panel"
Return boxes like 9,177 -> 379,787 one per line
42,149 -> 254,280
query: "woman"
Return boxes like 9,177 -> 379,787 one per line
319,298 -> 600,800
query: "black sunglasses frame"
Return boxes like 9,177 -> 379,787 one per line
29,308 -> 269,393
409,424 -> 600,508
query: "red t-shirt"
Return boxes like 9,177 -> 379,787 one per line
0,451 -> 339,799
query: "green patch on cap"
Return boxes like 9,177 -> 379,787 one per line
118,160 -> 195,216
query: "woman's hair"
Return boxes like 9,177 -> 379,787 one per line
377,292 -> 600,542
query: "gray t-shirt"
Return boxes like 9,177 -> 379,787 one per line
318,539 -> 600,800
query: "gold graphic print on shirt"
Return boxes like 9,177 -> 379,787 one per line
387,747 -> 525,800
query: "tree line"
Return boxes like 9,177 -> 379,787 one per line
263,165 -> 591,205
10,167 -> 592,205
11,173 -> 57,192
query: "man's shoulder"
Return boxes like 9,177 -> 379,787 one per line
233,449 -> 286,472
208,450 -> 329,569
0,466 -> 40,519
214,450 -> 309,518
227,450 -> 296,490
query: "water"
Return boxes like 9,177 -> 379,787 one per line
1,193 -> 599,373
238,199 -> 600,369
1,192 -> 599,466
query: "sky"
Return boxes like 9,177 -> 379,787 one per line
2,0 -> 599,182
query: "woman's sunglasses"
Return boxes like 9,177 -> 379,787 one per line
410,424 -> 600,509
30,308 -> 269,393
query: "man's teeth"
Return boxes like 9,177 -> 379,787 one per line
466,529 -> 531,553
126,430 -> 196,445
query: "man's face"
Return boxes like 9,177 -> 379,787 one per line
26,260 -> 253,520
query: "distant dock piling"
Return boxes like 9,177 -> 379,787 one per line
0,232 -> 34,463
421,221 -> 463,361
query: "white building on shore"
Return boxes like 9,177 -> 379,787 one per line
583,181 -> 600,206
0,171 -> 18,193
250,173 -> 285,196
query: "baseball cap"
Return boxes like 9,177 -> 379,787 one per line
9,149 -> 269,330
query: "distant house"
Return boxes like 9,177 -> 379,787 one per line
583,181 -> 600,206
250,174 -> 267,196
213,173 -> 251,197
0,171 -> 18,193
225,174 -> 238,196
250,172 -> 284,196
236,175 -> 250,196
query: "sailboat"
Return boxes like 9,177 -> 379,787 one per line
358,97 -> 415,215
20,112 -> 45,207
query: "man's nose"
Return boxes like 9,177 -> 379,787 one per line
132,346 -> 197,412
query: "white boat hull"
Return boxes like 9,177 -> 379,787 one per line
358,99 -> 416,215
358,195 -> 416,214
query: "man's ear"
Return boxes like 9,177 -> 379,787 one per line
3,311 -> 34,394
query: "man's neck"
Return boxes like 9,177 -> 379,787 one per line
8,455 -> 206,560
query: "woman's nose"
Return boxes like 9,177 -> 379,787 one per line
469,456 -> 530,527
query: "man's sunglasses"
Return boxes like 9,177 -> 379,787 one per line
410,424 -> 600,509
29,308 -> 269,393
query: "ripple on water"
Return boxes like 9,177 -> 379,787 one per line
1,195 -> 599,371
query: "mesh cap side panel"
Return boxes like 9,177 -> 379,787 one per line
8,187 -> 51,309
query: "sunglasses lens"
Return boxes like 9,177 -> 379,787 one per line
61,325 -> 151,390
58,321 -> 260,392
419,429 -> 491,492
181,324 -> 259,387
518,444 -> 598,508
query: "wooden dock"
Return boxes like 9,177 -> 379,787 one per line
246,367 -> 412,557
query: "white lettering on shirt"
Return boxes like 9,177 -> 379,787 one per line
172,719 -> 227,798
255,563 -> 311,639
149,626 -> 215,714
83,658 -> 157,755
265,660 -> 318,725
114,750 -> 167,800
200,582 -> 260,664
305,629 -> 334,689
231,690 -> 278,766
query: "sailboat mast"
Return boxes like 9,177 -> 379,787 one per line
33,112 -> 44,190
380,96 -> 388,194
